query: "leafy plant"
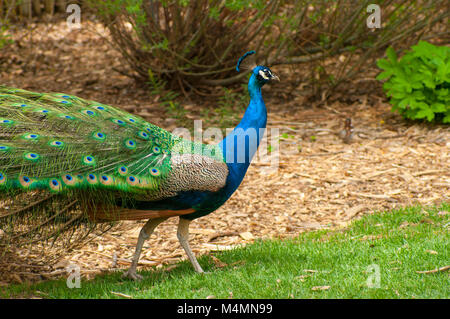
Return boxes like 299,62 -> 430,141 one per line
199,84 -> 249,129
88,0 -> 283,92
165,101 -> 187,123
377,41 -> 450,123
282,0 -> 449,97
85,0 -> 448,98
0,24 -> 12,49
0,10 -> 13,49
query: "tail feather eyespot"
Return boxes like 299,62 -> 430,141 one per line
62,174 -> 77,186
35,108 -> 50,114
92,132 -> 106,141
149,168 -> 161,177
82,155 -> 96,166
81,109 -> 96,116
0,119 -> 14,125
111,118 -> 126,126
24,152 -> 40,162
0,172 -> 6,185
11,103 -> 28,108
22,133 -> 40,140
59,114 -> 75,120
19,176 -> 33,188
100,175 -> 114,186
49,179 -> 63,192
92,105 -> 107,111
152,146 -> 161,154
87,173 -> 98,184
124,139 -> 137,150
127,175 -> 139,186
118,166 -> 128,176
137,131 -> 149,140
49,140 -> 65,148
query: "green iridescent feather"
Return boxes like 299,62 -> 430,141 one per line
0,86 -> 224,249
0,86 -> 211,195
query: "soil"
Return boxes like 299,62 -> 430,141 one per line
0,19 -> 448,285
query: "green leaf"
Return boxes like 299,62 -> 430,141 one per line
415,108 -> 434,121
376,71 -> 392,81
386,47 -> 398,64
443,112 -> 450,123
376,58 -> 391,70
431,103 -> 446,113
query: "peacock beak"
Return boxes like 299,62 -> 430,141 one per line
271,74 -> 280,81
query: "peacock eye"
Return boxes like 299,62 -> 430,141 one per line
149,167 -> 161,176
82,155 -> 96,166
258,69 -> 270,80
127,175 -> 139,186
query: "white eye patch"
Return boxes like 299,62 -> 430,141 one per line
258,69 -> 270,80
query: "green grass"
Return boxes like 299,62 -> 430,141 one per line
1,204 -> 449,299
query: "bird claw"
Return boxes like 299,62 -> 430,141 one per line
122,270 -> 143,281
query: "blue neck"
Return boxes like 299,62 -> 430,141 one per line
218,74 -> 267,192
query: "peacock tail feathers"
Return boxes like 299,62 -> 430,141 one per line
0,85 -> 226,249
0,86 -> 179,196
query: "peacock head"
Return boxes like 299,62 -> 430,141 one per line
252,65 -> 279,86
236,51 -> 279,87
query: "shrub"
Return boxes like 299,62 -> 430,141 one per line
88,0 -> 283,92
377,41 -> 450,123
281,0 -> 449,97
87,0 -> 448,97
0,24 -> 13,49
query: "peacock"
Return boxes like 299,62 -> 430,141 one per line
0,51 -> 279,280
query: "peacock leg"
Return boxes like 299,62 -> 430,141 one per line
177,217 -> 204,273
122,217 -> 168,281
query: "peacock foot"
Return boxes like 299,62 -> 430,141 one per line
122,269 -> 143,281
